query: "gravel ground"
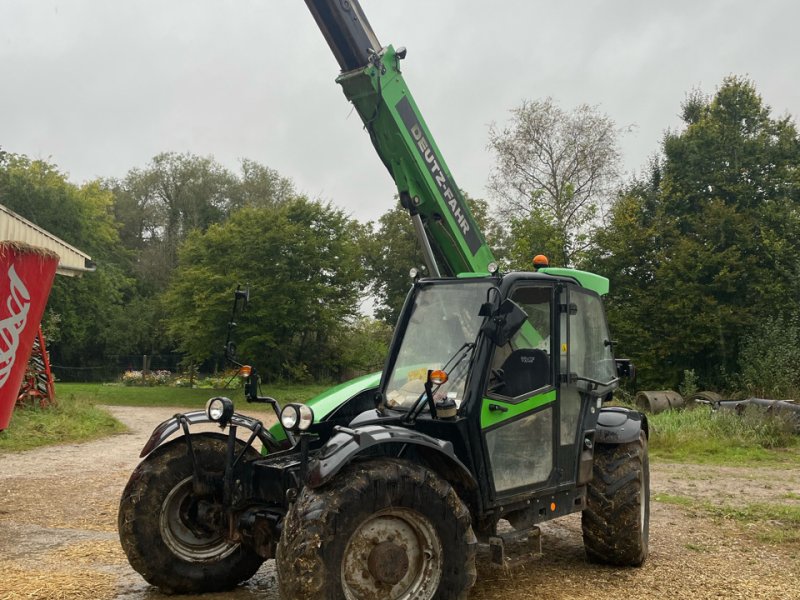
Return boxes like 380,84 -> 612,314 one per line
1,405 -> 798,600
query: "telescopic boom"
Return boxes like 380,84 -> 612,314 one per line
304,0 -> 497,276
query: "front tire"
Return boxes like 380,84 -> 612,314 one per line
118,433 -> 263,593
582,431 -> 650,566
276,458 -> 477,600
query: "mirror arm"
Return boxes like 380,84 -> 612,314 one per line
564,373 -> 620,390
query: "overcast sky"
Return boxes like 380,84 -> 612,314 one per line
2,0 -> 798,223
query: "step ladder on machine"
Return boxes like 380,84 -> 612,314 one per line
17,326 -> 56,408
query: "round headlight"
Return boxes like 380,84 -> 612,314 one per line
297,404 -> 315,431
205,397 -> 233,424
280,405 -> 300,430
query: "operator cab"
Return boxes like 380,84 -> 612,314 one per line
378,270 -> 619,510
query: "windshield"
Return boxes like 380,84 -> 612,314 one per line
384,281 -> 491,410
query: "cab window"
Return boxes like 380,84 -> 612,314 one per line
487,286 -> 553,399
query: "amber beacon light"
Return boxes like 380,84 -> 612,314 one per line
533,255 -> 550,270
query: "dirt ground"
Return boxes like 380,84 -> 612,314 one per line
1,405 -> 799,600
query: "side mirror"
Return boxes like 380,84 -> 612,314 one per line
481,298 -> 528,346
615,358 -> 636,382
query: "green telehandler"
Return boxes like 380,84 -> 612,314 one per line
118,2 -> 648,598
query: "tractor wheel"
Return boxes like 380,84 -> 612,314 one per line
118,433 -> 263,593
276,458 -> 477,600
582,431 -> 650,566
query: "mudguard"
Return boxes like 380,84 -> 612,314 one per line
595,406 -> 649,445
139,410 -> 284,458
306,424 -> 477,489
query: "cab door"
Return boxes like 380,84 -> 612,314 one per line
480,284 -> 558,498
557,285 -> 619,485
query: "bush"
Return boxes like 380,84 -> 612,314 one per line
121,370 -> 172,386
193,369 -> 243,390
738,314 -> 800,398
679,369 -> 699,400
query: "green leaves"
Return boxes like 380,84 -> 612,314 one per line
163,199 -> 370,381
594,77 -> 800,390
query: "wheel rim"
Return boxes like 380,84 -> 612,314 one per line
160,476 -> 239,562
341,507 -> 442,600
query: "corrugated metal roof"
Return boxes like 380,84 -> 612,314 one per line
0,204 -> 95,277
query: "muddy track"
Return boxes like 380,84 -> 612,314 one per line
1,406 -> 798,600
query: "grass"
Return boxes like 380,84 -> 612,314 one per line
0,381 -> 332,453
708,502 -> 800,545
0,394 -> 126,453
646,404 -> 800,467
4,383 -> 799,463
56,382 -> 330,408
654,493 -> 800,545
653,493 -> 695,507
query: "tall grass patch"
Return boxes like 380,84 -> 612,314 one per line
649,405 -> 799,464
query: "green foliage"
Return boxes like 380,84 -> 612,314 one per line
368,194 -> 503,323
331,317 -> 393,378
109,153 -> 296,291
679,369 -> 699,400
163,199 -> 368,381
109,152 -> 238,292
0,156 -> 124,258
648,405 -> 799,465
367,202 -> 424,324
737,313 -> 800,398
592,77 -> 800,388
504,210 -> 568,270
191,369 -> 243,390
0,154 -> 139,369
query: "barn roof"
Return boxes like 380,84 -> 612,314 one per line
0,204 -> 95,277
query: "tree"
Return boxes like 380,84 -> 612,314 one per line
592,77 -> 800,388
368,194 -> 504,324
488,98 -> 622,266
231,159 -> 295,210
367,203 -> 424,324
108,152 -> 238,291
110,154 -> 298,293
0,154 -> 138,373
163,199 -> 369,381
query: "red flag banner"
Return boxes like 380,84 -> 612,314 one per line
0,242 -> 59,431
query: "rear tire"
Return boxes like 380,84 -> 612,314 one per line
276,458 -> 477,600
118,433 -> 263,593
582,431 -> 650,566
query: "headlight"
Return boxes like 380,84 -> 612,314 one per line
280,405 -> 299,430
206,397 -> 234,425
297,404 -> 314,431
280,403 -> 315,432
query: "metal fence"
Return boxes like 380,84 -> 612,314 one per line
51,354 -> 184,382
